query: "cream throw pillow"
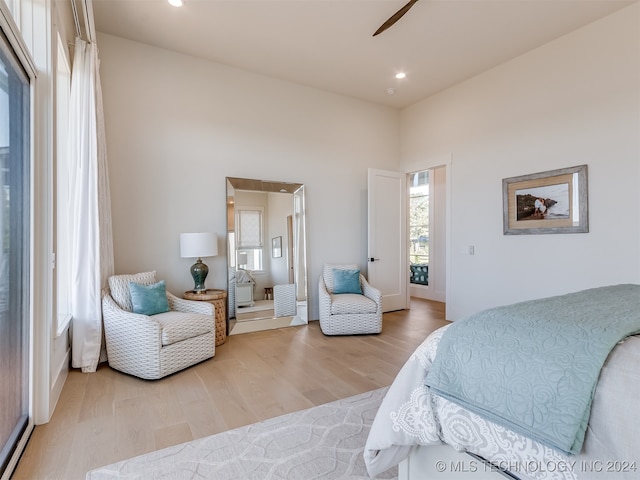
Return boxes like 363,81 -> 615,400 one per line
108,271 -> 157,312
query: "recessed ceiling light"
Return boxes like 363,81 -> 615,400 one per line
168,0 -> 183,7
395,72 -> 407,80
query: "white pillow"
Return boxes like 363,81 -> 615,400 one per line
322,264 -> 359,294
108,271 -> 157,312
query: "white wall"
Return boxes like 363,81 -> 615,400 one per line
48,0 -> 74,419
234,190 -> 268,293
401,3 -> 640,320
267,192 -> 292,287
234,190 -> 294,291
97,33 -> 400,320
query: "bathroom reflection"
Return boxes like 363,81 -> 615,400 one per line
226,177 -> 308,335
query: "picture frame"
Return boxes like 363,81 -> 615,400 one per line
272,236 -> 282,258
502,164 -> 588,235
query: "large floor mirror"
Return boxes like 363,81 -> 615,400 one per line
226,177 -> 308,335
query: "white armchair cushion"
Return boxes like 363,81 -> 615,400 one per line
322,263 -> 358,293
330,294 -> 377,315
155,311 -> 214,346
108,271 -> 157,312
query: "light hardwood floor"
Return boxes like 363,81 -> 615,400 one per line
13,299 -> 447,480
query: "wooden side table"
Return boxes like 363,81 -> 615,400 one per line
184,289 -> 227,346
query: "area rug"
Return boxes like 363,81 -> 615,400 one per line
86,387 -> 397,480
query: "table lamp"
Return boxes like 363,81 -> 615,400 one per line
180,232 -> 218,293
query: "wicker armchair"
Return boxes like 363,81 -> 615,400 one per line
102,271 -> 216,380
318,264 -> 382,335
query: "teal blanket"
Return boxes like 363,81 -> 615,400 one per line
425,284 -> 640,455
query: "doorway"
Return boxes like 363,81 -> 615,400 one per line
408,166 -> 446,303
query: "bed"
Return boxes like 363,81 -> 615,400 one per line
364,284 -> 640,480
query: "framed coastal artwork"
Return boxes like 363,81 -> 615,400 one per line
502,164 -> 588,235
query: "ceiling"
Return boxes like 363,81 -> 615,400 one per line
91,0 -> 635,109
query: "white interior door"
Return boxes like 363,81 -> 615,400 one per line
367,168 -> 407,312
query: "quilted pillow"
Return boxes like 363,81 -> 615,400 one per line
129,280 -> 170,316
108,271 -> 157,312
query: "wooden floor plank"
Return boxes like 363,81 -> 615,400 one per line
180,397 -> 228,438
153,423 -> 194,451
12,298 -> 447,480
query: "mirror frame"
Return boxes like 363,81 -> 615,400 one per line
226,177 -> 308,334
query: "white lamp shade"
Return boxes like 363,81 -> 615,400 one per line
180,232 -> 218,258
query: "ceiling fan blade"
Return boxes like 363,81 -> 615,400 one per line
373,0 -> 420,37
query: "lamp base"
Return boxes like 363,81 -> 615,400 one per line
190,258 -> 209,293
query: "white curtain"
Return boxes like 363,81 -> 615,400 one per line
69,38 -> 114,373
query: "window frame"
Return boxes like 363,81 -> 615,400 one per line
236,206 -> 265,272
409,170 -> 430,268
0,6 -> 34,477
53,30 -> 70,337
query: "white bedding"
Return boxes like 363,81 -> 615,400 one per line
364,325 -> 640,479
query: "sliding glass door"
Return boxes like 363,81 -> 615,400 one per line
0,26 -> 31,477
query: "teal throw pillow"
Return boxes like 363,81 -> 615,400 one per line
129,280 -> 170,315
332,268 -> 362,294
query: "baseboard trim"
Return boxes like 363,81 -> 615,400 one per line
49,348 -> 70,420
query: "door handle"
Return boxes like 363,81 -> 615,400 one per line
369,257 -> 380,262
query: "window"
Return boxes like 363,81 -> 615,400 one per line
409,170 -> 429,285
0,24 -> 31,478
55,32 -> 71,336
5,0 -> 18,18
236,207 -> 264,271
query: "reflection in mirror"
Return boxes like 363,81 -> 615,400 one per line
226,177 -> 308,335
